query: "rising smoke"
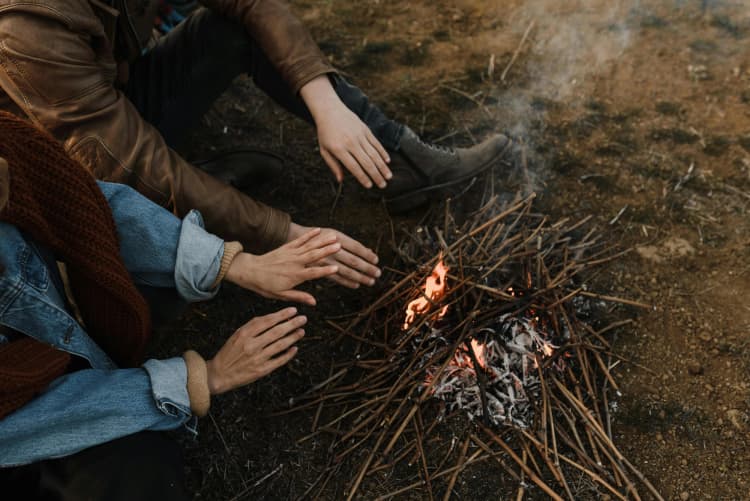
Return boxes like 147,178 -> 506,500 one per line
488,0 -> 747,191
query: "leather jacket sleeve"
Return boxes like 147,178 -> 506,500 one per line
0,10 -> 290,253
199,0 -> 335,93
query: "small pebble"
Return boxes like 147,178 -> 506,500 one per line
680,491 -> 690,501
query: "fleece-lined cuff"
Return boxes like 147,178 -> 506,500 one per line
211,241 -> 243,289
182,350 -> 210,417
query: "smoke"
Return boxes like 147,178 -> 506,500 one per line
486,0 -> 749,192
483,0 -> 638,192
513,1 -> 633,103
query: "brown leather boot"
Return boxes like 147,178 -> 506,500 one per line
383,127 -> 515,213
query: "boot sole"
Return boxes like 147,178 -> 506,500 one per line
384,138 -> 514,214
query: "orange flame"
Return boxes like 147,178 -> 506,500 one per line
403,258 -> 449,330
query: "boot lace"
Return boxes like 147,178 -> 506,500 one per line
419,138 -> 455,155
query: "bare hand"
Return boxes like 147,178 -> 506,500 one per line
300,76 -> 392,189
288,223 -> 381,289
206,308 -> 305,395
225,228 -> 340,305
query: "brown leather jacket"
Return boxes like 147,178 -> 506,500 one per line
0,0 -> 333,252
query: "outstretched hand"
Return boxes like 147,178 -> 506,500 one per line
206,308 -> 305,394
224,228 -> 340,305
299,75 -> 392,189
287,223 -> 381,289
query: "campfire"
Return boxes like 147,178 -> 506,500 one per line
412,258 -> 566,429
284,194 -> 661,500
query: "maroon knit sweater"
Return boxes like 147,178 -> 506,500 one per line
0,111 -> 152,419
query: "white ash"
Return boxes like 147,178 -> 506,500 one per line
420,314 -> 568,429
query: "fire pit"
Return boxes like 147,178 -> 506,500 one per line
408,254 -> 572,430
285,194 -> 661,500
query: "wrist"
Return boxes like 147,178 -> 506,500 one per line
205,358 -> 227,395
221,245 -> 247,286
299,75 -> 342,121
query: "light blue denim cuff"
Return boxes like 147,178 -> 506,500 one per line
175,210 -> 224,302
143,357 -> 191,418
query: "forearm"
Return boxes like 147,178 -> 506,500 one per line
0,359 -> 193,467
99,182 -> 229,302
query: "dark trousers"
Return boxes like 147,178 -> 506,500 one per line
0,432 -> 188,501
125,7 -> 403,151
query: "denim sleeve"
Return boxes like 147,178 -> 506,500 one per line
0,357 -> 195,467
176,210 -> 224,302
97,181 -> 224,302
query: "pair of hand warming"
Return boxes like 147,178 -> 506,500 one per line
207,227 -> 380,393
223,225 -> 381,305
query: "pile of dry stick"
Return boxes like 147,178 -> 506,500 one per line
285,193 -> 662,500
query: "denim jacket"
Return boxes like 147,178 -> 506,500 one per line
0,181 -> 226,467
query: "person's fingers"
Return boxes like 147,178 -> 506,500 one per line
263,327 -> 305,358
366,129 -> 391,166
303,243 -> 342,265
301,264 -> 339,281
361,139 -> 393,182
256,315 -> 308,349
298,231 -> 338,254
351,142 -> 386,188
320,148 -> 344,183
336,246 -> 380,279
289,227 -> 322,248
361,138 -> 391,183
327,272 -> 361,289
331,250 -> 379,286
242,307 -> 298,337
262,345 -> 299,376
337,232 -> 379,266
337,149 -> 373,189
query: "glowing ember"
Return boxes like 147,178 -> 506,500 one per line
402,257 -> 449,330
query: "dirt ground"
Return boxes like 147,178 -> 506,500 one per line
157,0 -> 750,499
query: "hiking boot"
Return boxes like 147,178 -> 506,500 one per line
383,127 -> 515,213
191,149 -> 285,193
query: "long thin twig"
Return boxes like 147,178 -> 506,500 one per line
501,20 -> 536,82
442,436 -> 470,501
